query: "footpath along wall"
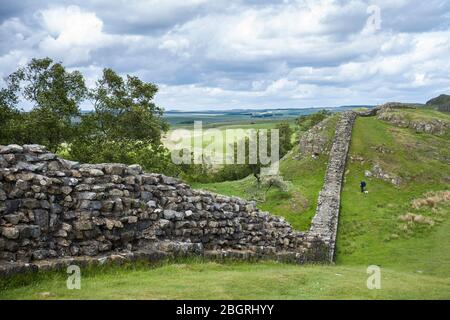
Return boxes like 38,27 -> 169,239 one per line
0,144 -> 327,274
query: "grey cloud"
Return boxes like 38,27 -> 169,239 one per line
0,0 -> 450,110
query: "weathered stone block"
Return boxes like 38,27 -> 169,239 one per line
34,209 -> 49,229
1,227 -> 20,239
74,220 -> 93,231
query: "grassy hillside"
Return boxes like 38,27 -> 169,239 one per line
1,108 -> 449,300
338,112 -> 450,277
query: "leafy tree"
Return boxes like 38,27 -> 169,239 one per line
297,109 -> 331,131
0,77 -> 21,144
276,121 -> 293,158
3,57 -> 87,151
70,68 -> 172,174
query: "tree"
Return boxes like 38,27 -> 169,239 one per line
3,57 -> 87,151
70,68 -> 172,174
297,109 -> 331,131
276,121 -> 293,158
0,76 -> 21,144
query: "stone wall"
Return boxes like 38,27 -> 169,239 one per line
0,144 -> 326,273
308,111 -> 357,262
307,103 -> 425,262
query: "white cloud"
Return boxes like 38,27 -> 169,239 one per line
38,6 -> 111,64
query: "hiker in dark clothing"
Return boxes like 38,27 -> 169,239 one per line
360,181 -> 367,193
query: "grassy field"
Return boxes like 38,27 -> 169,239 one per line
1,108 -> 449,300
162,119 -> 296,154
1,260 -> 449,300
338,113 -> 450,276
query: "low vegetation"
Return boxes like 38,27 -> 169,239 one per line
338,111 -> 450,279
1,260 -> 449,300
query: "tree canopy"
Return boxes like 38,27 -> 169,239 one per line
0,57 -> 175,175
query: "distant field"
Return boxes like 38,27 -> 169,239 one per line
162,118 -> 297,161
163,106 -> 366,128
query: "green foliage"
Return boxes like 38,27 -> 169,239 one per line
276,121 -> 293,158
0,58 -> 176,176
68,68 -> 172,174
1,58 -> 87,151
297,109 -> 331,132
0,89 -> 20,144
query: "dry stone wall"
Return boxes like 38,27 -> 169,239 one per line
308,111 -> 357,262
0,144 -> 326,273
307,103 -> 424,262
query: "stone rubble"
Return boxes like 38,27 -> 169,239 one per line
298,117 -> 334,157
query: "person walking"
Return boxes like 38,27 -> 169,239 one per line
360,180 -> 367,193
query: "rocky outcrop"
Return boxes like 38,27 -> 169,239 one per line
364,163 -> 402,187
377,109 -> 450,135
298,117 -> 334,157
309,111 -> 356,262
0,144 -> 325,274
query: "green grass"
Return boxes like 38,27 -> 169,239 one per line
338,114 -> 450,277
1,109 -> 449,300
1,260 -> 449,300
163,119 -> 296,152
384,107 -> 450,122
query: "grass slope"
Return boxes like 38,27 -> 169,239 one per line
338,112 -> 450,277
1,260 -> 449,300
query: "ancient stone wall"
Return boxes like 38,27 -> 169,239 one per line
309,111 -> 357,262
0,144 -> 325,273
307,103 -> 423,262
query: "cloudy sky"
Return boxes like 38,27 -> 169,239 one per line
1,0 -> 450,111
